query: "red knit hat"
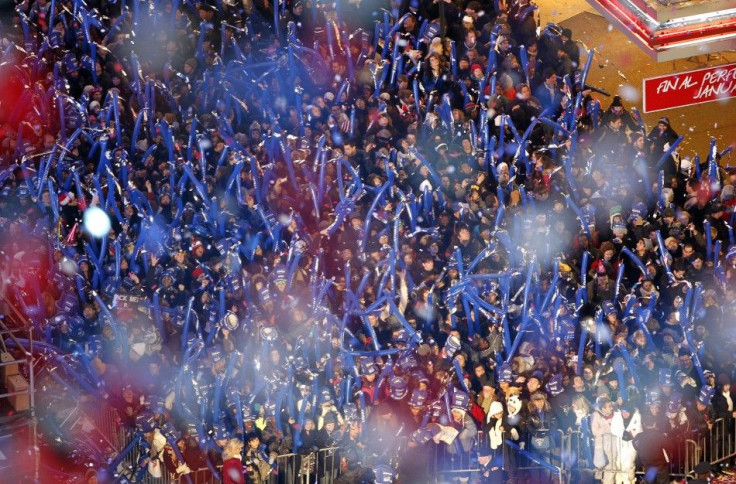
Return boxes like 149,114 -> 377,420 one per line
192,267 -> 205,280
59,191 -> 75,206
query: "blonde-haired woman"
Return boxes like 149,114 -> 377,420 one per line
571,393 -> 592,426
570,393 -> 595,476
222,438 -> 245,484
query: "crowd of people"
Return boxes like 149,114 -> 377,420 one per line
0,0 -> 735,483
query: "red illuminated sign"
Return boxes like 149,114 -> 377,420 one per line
642,62 -> 736,113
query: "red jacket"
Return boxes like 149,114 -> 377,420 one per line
222,457 -> 245,484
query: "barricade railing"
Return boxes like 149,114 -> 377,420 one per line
109,434 -> 337,484
428,429 -> 564,483
710,418 -> 728,464
583,433 -> 636,483
82,402 -> 125,452
314,446 -> 340,484
559,429 -> 593,478
263,447 -> 339,484
570,429 -> 697,478
699,418 -> 736,466
112,431 -> 150,482
271,452 -> 300,484
429,439 -> 478,477
189,466 -> 220,484
103,415 -> 736,483
456,423 -> 733,483
684,438 -> 700,476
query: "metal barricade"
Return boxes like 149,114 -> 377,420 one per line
270,452 -> 299,484
566,417 -> 736,480
519,431 -> 563,484
84,402 -> 125,451
683,438 -> 700,477
570,428 -> 694,479
705,418 -> 735,465
429,433 -> 478,479
103,415 -> 736,484
664,433 -> 696,477
427,428 -> 565,484
560,430 -> 593,484
189,466 -> 218,484
267,447 -> 338,484
314,446 -> 340,484
584,433 -> 636,483
113,432 -> 149,482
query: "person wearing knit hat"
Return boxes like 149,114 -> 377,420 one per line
647,113 -> 679,156
191,266 -> 206,281
191,239 -> 206,260
601,95 -> 637,132
58,191 -> 75,206
691,386 -> 716,437
479,400 -> 505,483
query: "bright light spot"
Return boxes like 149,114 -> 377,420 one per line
619,84 -> 640,102
608,24 -> 614,32
60,257 -> 78,276
83,206 -> 111,238
198,139 -> 212,151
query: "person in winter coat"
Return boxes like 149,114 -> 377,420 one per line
222,438 -> 245,484
526,391 -> 557,483
504,388 -> 525,484
591,396 -> 626,484
449,391 -> 479,484
712,374 -> 735,424
633,418 -> 670,484
243,433 -> 272,484
647,116 -> 679,165
619,405 -> 642,484
481,401 -> 506,484
601,96 -> 639,133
